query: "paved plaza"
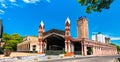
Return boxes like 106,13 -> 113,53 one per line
0,52 -> 38,59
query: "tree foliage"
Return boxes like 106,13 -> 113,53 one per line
110,43 -> 120,52
2,33 -> 11,42
78,0 -> 113,13
2,33 -> 23,51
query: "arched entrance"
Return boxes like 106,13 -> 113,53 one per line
74,42 -> 82,55
87,47 -> 93,55
43,34 -> 65,55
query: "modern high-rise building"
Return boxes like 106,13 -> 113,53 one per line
92,35 -> 97,41
92,33 -> 107,43
0,20 -> 3,48
0,20 -> 3,39
105,37 -> 110,44
77,16 -> 89,39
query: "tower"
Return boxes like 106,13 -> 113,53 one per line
38,21 -> 44,54
64,17 -> 74,56
77,16 -> 89,39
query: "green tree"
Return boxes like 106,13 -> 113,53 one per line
117,46 -> 120,52
78,0 -> 113,13
2,33 -> 23,51
11,33 -> 23,43
2,33 -> 11,42
110,43 -> 120,52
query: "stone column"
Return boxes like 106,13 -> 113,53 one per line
65,41 -> 71,53
71,43 -> 74,54
102,47 -> 104,55
97,47 -> 99,55
81,41 -> 87,56
92,47 -> 95,55
103,47 -> 105,55
114,48 -> 117,54
101,47 -> 103,55
96,47 -> 98,56
98,47 -> 101,55
95,46 -> 98,56
38,21 -> 44,54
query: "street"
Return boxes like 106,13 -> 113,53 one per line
40,55 -> 120,62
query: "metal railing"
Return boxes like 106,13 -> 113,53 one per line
74,51 -> 82,55
45,50 -> 63,55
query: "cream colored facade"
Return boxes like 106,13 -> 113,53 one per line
17,36 -> 39,52
0,42 -> 5,47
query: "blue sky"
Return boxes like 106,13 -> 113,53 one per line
0,0 -> 120,45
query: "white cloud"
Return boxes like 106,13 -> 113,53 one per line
111,37 -> 120,40
0,0 -> 4,2
104,35 -> 110,38
23,0 -> 40,3
1,3 -> 7,8
9,0 -> 16,2
0,0 -> 51,9
104,34 -> 120,40
0,0 -> 51,15
23,0 -> 30,3
103,33 -> 120,41
46,0 -> 51,3
11,3 -> 20,7
0,10 -> 5,14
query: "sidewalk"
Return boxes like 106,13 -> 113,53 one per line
0,52 -> 38,59
0,53 -> 93,62
0,53 -> 118,62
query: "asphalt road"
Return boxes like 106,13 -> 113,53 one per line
39,55 -> 120,62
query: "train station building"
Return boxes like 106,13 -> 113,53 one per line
17,17 -> 117,56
